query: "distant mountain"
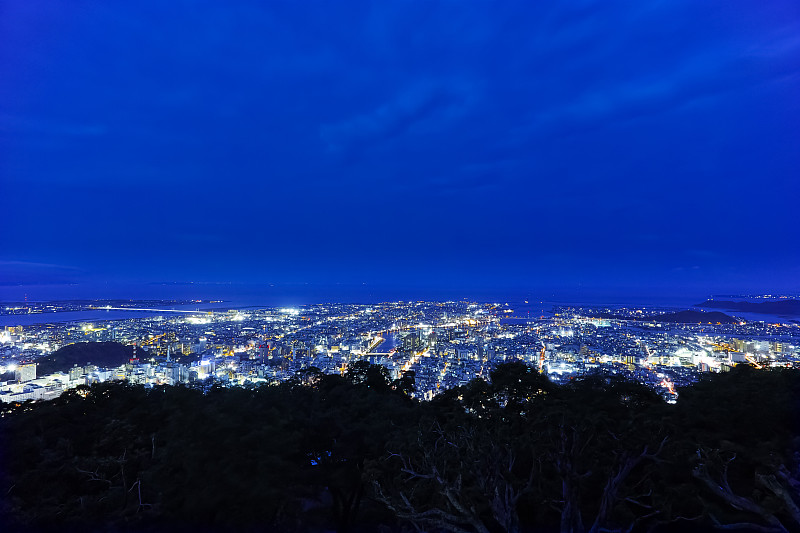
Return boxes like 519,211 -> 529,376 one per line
35,342 -> 147,376
588,310 -> 739,324
696,299 -> 800,316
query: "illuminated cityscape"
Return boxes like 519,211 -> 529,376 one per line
3,298 -> 798,405
2,1 -> 798,530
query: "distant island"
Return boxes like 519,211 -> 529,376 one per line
696,299 -> 800,316
587,309 -> 740,324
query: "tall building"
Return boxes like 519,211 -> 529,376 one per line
69,365 -> 84,380
15,363 -> 36,383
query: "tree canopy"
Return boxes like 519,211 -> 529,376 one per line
1,362 -> 798,532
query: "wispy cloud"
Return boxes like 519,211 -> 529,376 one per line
507,16 -> 800,143
0,260 -> 84,285
319,80 -> 477,154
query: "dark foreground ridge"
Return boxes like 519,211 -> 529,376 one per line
1,362 -> 799,533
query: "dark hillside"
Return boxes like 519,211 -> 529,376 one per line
696,299 -> 800,316
35,342 -> 146,375
1,363 -> 798,533
588,309 -> 739,324
645,310 -> 739,323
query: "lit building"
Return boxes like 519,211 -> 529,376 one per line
15,363 -> 36,383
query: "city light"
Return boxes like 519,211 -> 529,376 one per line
0,298 -> 797,405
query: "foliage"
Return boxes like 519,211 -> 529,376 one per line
36,341 -> 148,375
0,363 -> 798,532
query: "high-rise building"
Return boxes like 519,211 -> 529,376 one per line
69,365 -> 83,380
15,363 -> 36,383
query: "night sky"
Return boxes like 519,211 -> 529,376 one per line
1,1 -> 798,302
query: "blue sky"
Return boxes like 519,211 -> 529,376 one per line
1,0 -> 798,300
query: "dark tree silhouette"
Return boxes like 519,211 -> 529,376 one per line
1,363 -> 798,533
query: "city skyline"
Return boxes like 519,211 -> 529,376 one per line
2,1 -> 799,301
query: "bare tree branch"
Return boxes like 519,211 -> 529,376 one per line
693,449 -> 789,532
